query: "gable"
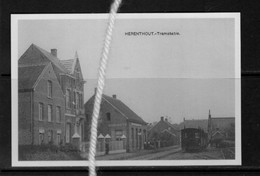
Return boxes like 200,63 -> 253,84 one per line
103,95 -> 147,125
84,94 -> 146,125
149,120 -> 177,133
34,63 -> 64,98
19,44 -> 68,73
19,44 -> 50,66
73,58 -> 84,80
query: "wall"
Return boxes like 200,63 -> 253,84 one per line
33,64 -> 65,145
127,122 -> 147,152
18,91 -> 32,145
84,97 -> 128,141
84,95 -> 148,153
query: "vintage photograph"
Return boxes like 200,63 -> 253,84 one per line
11,13 -> 241,166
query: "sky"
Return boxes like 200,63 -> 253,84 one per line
17,16 -> 237,123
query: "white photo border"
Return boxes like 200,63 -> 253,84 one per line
11,13 -> 241,167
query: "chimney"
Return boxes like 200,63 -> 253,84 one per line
51,49 -> 57,57
165,118 -> 168,122
161,116 -> 164,121
112,94 -> 117,99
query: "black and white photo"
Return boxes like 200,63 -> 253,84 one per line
11,13 -> 241,166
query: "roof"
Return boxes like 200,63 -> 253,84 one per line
102,94 -> 147,125
149,118 -> 178,133
211,117 -> 235,130
18,64 -> 47,91
60,59 -> 76,74
179,119 -> 208,132
85,94 -> 147,125
19,44 -> 69,73
161,129 -> 176,136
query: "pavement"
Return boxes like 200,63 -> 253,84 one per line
81,145 -> 180,160
81,146 -> 234,160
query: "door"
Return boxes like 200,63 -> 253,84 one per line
66,123 -> 71,143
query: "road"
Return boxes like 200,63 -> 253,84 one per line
88,146 -> 234,160
128,147 -> 228,160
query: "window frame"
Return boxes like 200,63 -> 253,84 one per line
47,80 -> 52,98
47,130 -> 53,144
195,132 -> 200,138
47,104 -> 53,122
56,106 -> 61,123
39,132 -> 44,145
106,112 -> 111,121
66,89 -> 71,109
38,103 -> 44,121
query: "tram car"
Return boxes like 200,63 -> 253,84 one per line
181,128 -> 208,152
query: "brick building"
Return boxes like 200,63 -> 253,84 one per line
148,116 -> 179,148
84,90 -> 147,153
18,44 -> 85,147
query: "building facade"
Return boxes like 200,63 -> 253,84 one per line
148,116 -> 179,148
18,44 -> 85,147
208,110 -> 235,142
84,90 -> 147,153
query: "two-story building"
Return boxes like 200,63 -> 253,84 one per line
84,90 -> 147,154
18,44 -> 85,147
19,63 -> 65,145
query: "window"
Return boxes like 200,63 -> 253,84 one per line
47,80 -> 52,98
66,89 -> 71,108
39,103 -> 44,121
57,130 -> 61,145
39,132 -> 44,145
76,92 -> 79,109
48,130 -> 53,144
48,105 -> 52,122
73,91 -> 76,109
80,93 -> 83,109
195,132 -> 199,138
56,106 -> 61,123
115,130 -> 123,141
106,113 -> 111,121
131,128 -> 134,148
66,123 -> 71,143
57,134 -> 61,145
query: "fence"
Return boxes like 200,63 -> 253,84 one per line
81,140 -> 126,156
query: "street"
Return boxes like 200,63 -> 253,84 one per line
91,146 -> 235,160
